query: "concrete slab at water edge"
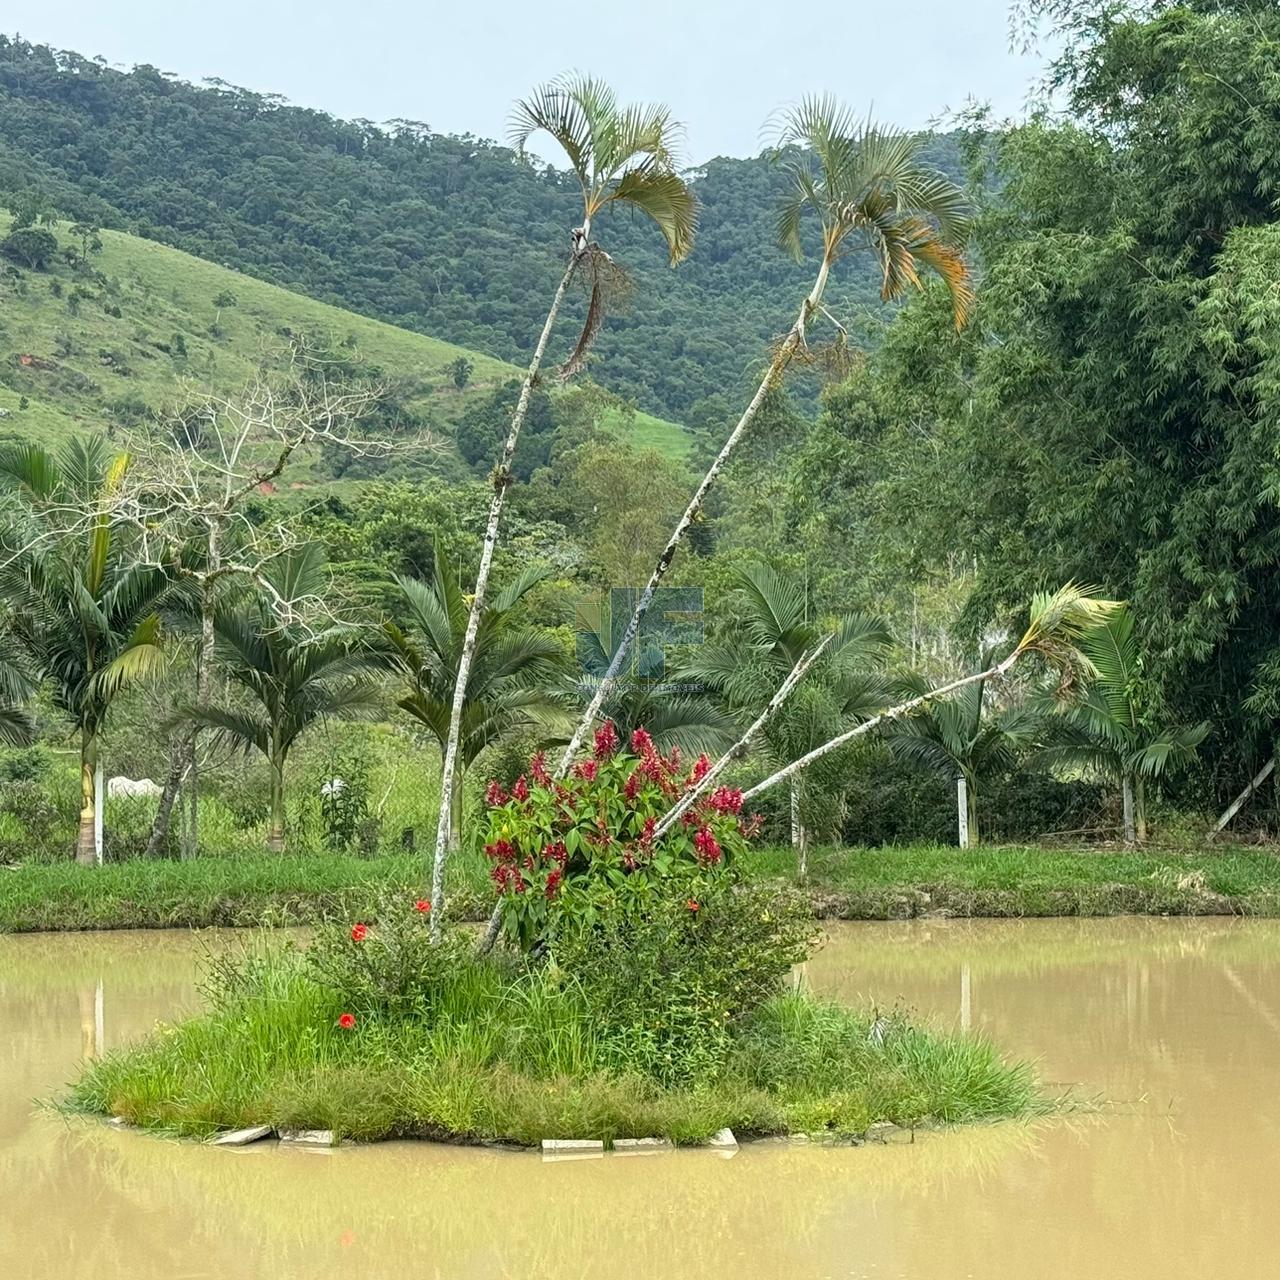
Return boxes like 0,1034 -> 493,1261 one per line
211,1126 -> 273,1147
278,1129 -> 337,1147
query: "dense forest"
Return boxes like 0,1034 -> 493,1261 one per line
0,0 -> 1275,866
0,34 -> 960,421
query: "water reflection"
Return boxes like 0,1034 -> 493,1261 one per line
3,918 -> 1279,1279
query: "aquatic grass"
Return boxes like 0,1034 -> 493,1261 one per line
67,943 -> 1042,1145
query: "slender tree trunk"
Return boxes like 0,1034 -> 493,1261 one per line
743,653 -> 1019,805
557,255 -> 833,774
1208,756 -> 1276,841
968,779 -> 979,848
1135,775 -> 1147,845
790,780 -> 809,880
146,737 -> 191,859
449,763 -> 463,854
430,248 -> 580,936
956,776 -> 970,849
1122,774 -> 1136,848
267,752 -> 286,853
76,729 -> 98,866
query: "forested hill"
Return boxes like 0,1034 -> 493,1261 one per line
0,36 -> 960,421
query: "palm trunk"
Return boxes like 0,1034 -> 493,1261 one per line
791,781 -> 809,881
967,778 -> 979,848
1122,774 -> 1136,848
76,728 -> 98,866
742,653 -> 1019,805
267,752 -> 286,853
956,776 -> 970,849
1135,775 -> 1147,844
430,247 -> 580,936
557,255 -> 833,774
449,763 -> 463,853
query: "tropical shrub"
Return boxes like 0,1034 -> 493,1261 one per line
479,721 -> 765,951
551,877 -> 817,1085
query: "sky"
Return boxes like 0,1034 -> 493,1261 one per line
15,2 -> 1049,161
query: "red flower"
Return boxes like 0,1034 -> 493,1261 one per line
484,838 -> 515,862
694,827 -> 723,865
545,867 -> 563,899
623,770 -> 641,802
593,720 -> 619,759
485,779 -> 508,807
414,899 -> 431,913
691,753 -> 711,783
350,923 -> 368,942
573,758 -> 598,782
739,813 -> 764,839
630,726 -> 655,757
709,786 -> 743,816
338,1012 -> 356,1030
639,815 -> 657,845
544,840 -> 568,867
686,899 -> 700,913
529,751 -> 552,786
512,775 -> 530,803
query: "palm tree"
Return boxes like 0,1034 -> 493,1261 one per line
432,75 -> 696,922
383,550 -> 567,852
561,97 -> 974,771
186,546 -> 377,852
882,668 -> 1036,848
740,585 -> 1121,808
0,631 -> 37,748
681,563 -> 890,873
0,439 -> 168,864
1031,607 -> 1207,846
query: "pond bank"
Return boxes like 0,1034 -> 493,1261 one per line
2,843 -> 1277,932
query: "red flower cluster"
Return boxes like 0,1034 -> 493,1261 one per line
691,753 -> 711,783
686,899 -> 700,913
593,719 -> 620,759
350,923 -> 368,942
708,786 -> 743,816
572,758 -> 598,782
485,779 -> 507,807
337,1012 -> 357,1030
530,751 -> 552,786
414,899 -> 431,914
693,827 -> 723,865
512,775 -> 530,803
630,726 -> 655,757
545,867 -> 563,899
739,813 -> 764,839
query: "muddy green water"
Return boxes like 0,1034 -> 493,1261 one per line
2,917 -> 1277,1278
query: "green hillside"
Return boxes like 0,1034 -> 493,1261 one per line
0,213 -> 691,463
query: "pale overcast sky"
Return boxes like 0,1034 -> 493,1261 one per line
15,2 -> 1047,160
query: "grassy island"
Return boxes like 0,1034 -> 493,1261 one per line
68,935 -> 1039,1146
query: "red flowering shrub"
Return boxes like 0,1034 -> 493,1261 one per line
479,721 -> 764,951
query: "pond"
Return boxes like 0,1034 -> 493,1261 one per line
3,917 -> 1276,1278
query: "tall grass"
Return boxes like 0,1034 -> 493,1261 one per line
68,943 -> 1042,1145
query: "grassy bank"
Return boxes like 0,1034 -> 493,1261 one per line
4,843 -> 1279,933
67,941 -> 1039,1145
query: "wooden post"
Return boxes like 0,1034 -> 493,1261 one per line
957,776 -> 970,849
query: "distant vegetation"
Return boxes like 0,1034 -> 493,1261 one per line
0,35 -> 961,420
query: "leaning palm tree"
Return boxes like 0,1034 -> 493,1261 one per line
883,668 -> 1037,848
741,585 -> 1121,806
383,550 -> 567,854
0,439 -> 168,863
681,562 -> 890,872
1030,606 -> 1207,846
561,98 -> 974,770
186,546 -> 378,853
432,75 -> 696,920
